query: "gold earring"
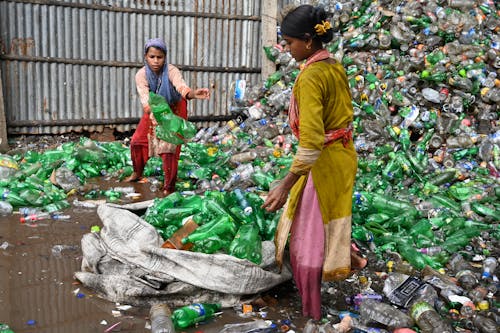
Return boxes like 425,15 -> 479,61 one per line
306,44 -> 311,49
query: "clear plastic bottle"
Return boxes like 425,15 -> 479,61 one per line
410,301 -> 453,333
217,319 -> 271,333
0,201 -> 13,216
72,199 -> 100,209
383,273 -> 437,308
111,186 -> 135,194
448,253 -> 473,273
223,164 -> 254,191
53,213 -> 71,220
231,189 -> 253,215
448,0 -> 476,8
359,299 -> 414,329
481,257 -> 498,280
149,303 -> 175,333
20,212 -> 51,223
418,246 -> 442,256
229,151 -> 258,165
421,88 -> 441,103
51,244 -> 79,258
471,314 -> 498,333
18,207 -> 41,216
455,270 -> 478,290
351,316 -> 390,333
468,285 -> 488,304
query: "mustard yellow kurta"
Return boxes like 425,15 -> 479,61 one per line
275,60 -> 358,281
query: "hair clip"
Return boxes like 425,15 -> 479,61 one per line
314,20 -> 332,36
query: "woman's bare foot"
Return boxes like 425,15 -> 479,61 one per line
161,185 -> 173,196
124,172 -> 141,182
351,251 -> 368,270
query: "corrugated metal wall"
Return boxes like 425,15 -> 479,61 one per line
0,0 -> 266,134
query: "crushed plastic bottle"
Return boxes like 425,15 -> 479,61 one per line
217,319 -> 272,333
149,303 -> 175,333
359,299 -> 414,329
0,201 -> 13,216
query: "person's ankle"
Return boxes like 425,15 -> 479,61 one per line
124,172 -> 140,182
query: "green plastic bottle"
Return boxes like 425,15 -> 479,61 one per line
251,170 -> 275,191
399,128 -> 411,151
364,191 -> 418,216
230,189 -> 253,215
203,198 -> 232,218
0,188 -> 27,207
442,228 -> 482,253
429,194 -> 461,215
162,207 -> 200,224
182,215 -> 236,244
263,212 -> 280,241
397,241 -> 427,270
155,126 -> 184,145
382,152 -> 400,180
171,303 -> 221,329
264,71 -> 282,89
229,224 -> 262,265
470,202 -> 500,221
192,235 -> 231,254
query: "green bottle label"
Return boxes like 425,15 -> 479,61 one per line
410,301 -> 432,321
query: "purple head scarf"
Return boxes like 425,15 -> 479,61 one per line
144,38 -> 181,104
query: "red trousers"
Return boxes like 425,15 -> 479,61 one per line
130,98 -> 187,192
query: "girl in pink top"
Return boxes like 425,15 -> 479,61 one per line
126,38 -> 210,195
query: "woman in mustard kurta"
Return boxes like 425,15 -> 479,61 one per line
262,5 -> 357,321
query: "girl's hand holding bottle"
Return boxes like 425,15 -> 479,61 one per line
188,88 -> 210,100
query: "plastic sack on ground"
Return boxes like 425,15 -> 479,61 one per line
74,202 -> 292,307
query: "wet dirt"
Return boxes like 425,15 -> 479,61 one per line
0,176 -> 324,333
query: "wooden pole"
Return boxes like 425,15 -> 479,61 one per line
0,66 -> 9,152
261,0 -> 277,80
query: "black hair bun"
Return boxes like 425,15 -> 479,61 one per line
313,6 -> 333,44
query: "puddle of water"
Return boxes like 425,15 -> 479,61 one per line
0,178 -> 365,332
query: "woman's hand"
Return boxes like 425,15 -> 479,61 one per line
189,88 -> 210,100
261,183 -> 289,212
261,172 -> 300,212
143,104 -> 151,114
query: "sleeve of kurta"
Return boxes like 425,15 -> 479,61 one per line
289,69 -> 326,176
135,67 -> 150,107
168,64 -> 192,99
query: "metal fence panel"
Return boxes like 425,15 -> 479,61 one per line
0,0 -> 264,134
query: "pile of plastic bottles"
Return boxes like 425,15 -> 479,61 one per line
168,0 -> 500,264
319,254 -> 498,333
142,189 -> 280,264
0,137 -> 135,212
